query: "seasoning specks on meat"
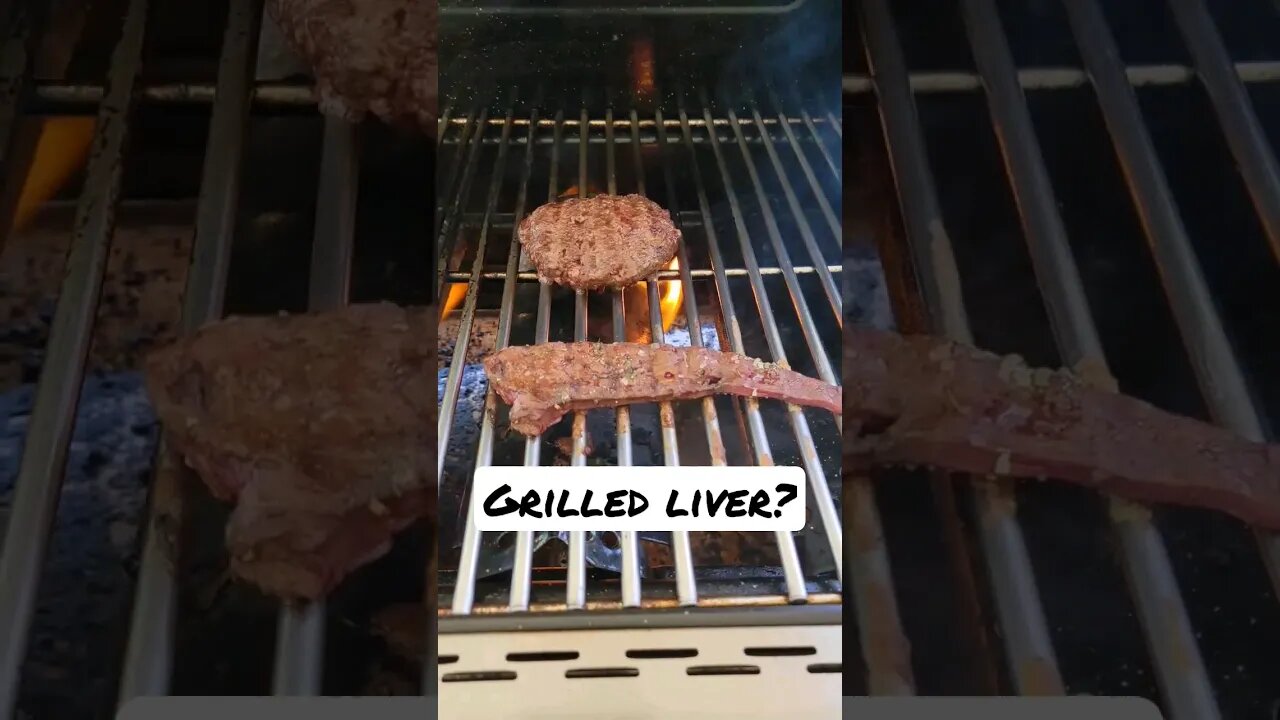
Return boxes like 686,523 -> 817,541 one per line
483,342 -> 841,436
269,0 -> 438,135
846,326 -> 1280,531
144,303 -> 434,600
517,194 -> 681,290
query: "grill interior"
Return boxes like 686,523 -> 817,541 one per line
1,0 -> 434,716
435,95 -> 845,613
3,0 -> 1280,717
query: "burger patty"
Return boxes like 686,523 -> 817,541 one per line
269,0 -> 438,135
518,194 -> 681,290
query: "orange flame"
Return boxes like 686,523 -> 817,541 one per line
558,184 -> 601,200
11,117 -> 95,234
630,37 -> 656,104
440,283 -> 466,320
657,258 -> 682,333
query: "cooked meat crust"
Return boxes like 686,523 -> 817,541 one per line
846,326 -> 1280,530
487,329 -> 1280,529
144,303 -> 433,600
269,0 -> 438,135
517,194 -> 681,290
483,342 -> 841,436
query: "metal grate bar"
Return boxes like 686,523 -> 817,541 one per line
826,109 -> 842,140
748,103 -> 841,321
564,108 -> 592,612
17,59 -> 1280,114
958,1 -> 1219,716
443,106 -> 520,614
641,110 -> 698,606
438,105 -> 451,149
31,81 -> 315,108
789,95 -> 840,183
437,106 -> 516,476
506,112 -> 548,613
859,0 -> 1066,695
118,0 -> 259,703
603,109 -> 643,609
737,90 -> 910,694
436,110 -> 489,300
841,61 -> 1280,95
271,116 -> 360,696
1167,0 -> 1280,264
773,70 -> 914,698
508,112 -> 565,613
0,0 -> 149,713
1063,0 -> 1280,598
785,105 -> 846,245
655,107 -> 733,599
677,104 -> 808,602
445,265 -> 841,282
304,119 -> 359,311
719,104 -> 844,583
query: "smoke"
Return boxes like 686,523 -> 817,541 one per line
717,0 -> 842,111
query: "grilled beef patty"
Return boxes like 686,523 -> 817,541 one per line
144,303 -> 434,600
483,342 -> 841,436
517,194 -> 681,290
269,0 -> 438,135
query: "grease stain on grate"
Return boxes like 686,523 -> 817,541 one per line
686,664 -> 761,676
565,667 -> 640,679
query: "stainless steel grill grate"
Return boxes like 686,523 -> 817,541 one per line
435,96 -> 848,616
2,0 -> 1278,715
0,0 -> 430,713
857,0 -> 1280,716
433,92 -> 849,710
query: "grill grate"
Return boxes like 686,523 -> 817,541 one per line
0,0 -> 433,713
2,0 -> 1277,715
434,96 -> 849,624
857,0 -> 1280,715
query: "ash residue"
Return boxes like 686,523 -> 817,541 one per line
0,372 -> 157,720
844,249 -> 894,333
